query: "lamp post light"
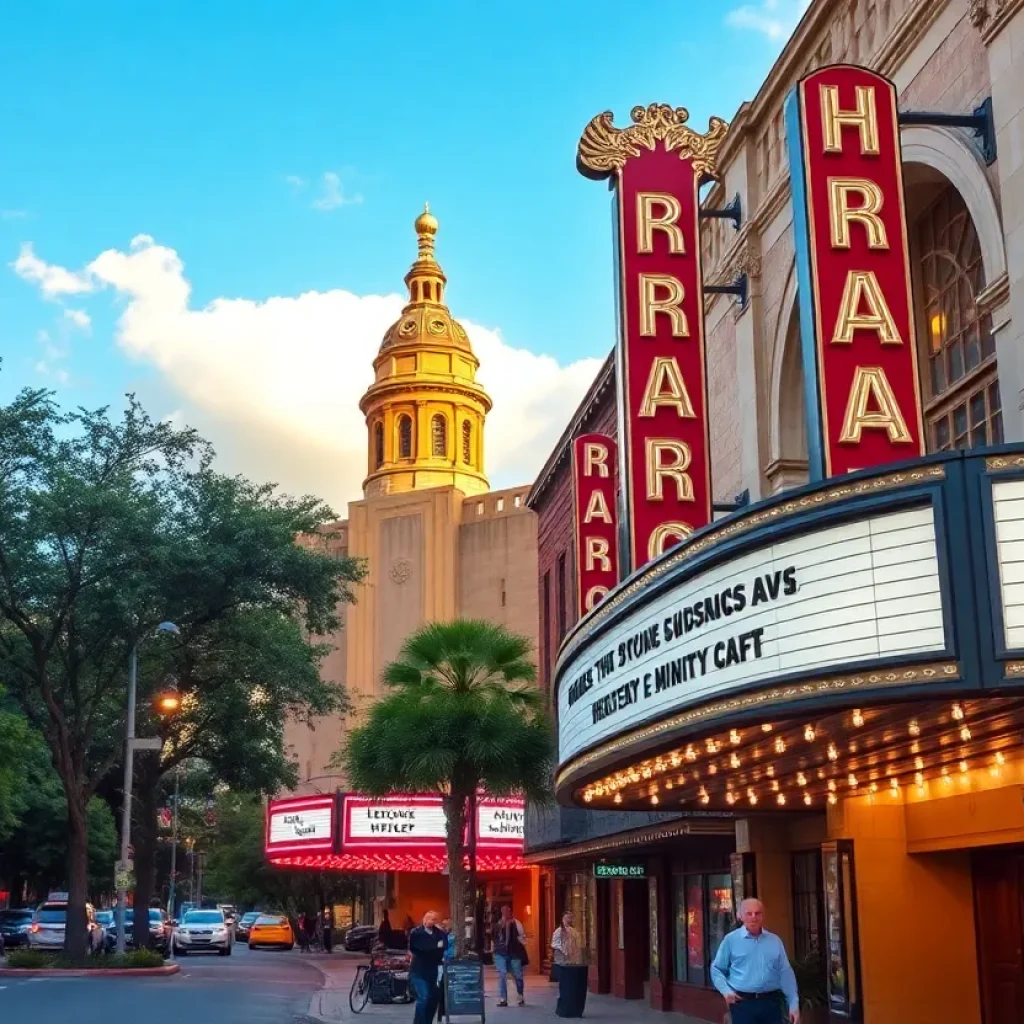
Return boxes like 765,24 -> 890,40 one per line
116,620 -> 180,956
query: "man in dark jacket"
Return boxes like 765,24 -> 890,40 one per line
408,911 -> 446,1024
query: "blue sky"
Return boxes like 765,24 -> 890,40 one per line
0,0 -> 805,508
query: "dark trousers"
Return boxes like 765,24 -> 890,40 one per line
411,973 -> 439,1024
730,996 -> 786,1024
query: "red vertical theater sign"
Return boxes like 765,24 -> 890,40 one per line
578,105 -> 728,573
572,433 -> 618,615
786,65 -> 925,479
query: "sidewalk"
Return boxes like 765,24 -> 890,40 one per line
300,957 -> 712,1024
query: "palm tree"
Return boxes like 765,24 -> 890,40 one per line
339,620 -> 554,955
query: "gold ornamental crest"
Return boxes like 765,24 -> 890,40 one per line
577,104 -> 729,179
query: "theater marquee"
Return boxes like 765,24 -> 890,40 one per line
265,795 -> 336,857
578,105 -> 728,573
786,65 -> 925,480
573,433 -> 619,614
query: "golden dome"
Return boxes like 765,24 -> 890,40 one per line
358,205 -> 491,499
414,202 -> 438,238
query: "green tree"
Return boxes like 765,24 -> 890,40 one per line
338,620 -> 554,954
0,386 -> 362,955
0,691 -> 35,842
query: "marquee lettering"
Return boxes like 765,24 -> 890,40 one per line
639,356 -> 697,418
636,192 -> 686,254
638,274 -> 689,337
584,488 -> 613,525
645,439 -> 694,502
647,522 -> 692,560
831,269 -> 902,345
827,177 -> 889,250
820,83 -> 880,155
838,366 -> 914,444
586,536 -> 613,572
584,441 -> 611,478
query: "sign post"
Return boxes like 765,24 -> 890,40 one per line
444,959 -> 486,1024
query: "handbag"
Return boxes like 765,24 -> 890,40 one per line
508,921 -> 530,967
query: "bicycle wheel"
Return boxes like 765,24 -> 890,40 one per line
350,965 -> 372,1014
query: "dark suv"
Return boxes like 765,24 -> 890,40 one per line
0,909 -> 34,952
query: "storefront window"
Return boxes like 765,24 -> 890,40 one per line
673,872 -> 735,988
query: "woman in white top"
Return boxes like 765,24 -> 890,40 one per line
551,911 -> 582,965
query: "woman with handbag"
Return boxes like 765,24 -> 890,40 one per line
492,905 -> 529,1007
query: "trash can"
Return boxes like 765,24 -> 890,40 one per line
555,964 -> 589,1018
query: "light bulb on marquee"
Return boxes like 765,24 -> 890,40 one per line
730,730 -> 742,745
852,709 -> 864,728
908,719 -> 920,737
804,724 -> 816,742
951,703 -> 964,721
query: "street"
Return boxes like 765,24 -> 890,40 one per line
0,943 -> 323,1024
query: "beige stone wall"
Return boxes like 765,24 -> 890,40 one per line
457,485 -> 539,650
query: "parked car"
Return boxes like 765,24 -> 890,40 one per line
172,908 -> 232,956
344,924 -> 379,952
121,907 -> 170,952
247,914 -> 294,951
0,909 -> 34,951
28,902 -> 103,954
235,911 -> 261,942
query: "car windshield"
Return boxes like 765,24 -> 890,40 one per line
241,913 -> 260,923
148,909 -> 163,921
95,911 -> 114,924
0,910 -> 32,921
35,907 -> 66,923
183,911 -> 223,925
256,916 -> 286,925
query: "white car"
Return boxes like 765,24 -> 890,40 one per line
172,909 -> 232,956
28,902 -> 103,954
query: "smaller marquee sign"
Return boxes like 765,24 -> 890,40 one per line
573,433 -> 619,613
265,795 -> 336,857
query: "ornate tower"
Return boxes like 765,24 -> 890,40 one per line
360,205 -> 492,498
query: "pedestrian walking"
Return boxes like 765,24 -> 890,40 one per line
492,905 -> 528,1007
322,906 -> 333,953
409,911 -> 447,1024
435,917 -> 456,1023
710,899 -> 799,1024
297,912 -> 310,953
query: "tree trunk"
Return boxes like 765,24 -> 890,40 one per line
466,789 -> 478,954
131,773 -> 160,950
65,789 -> 90,960
443,790 -> 469,957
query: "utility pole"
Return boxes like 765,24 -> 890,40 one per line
167,767 -> 181,919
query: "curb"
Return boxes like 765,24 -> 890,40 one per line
0,963 -> 180,978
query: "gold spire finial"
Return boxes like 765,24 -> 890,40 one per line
415,202 -> 439,259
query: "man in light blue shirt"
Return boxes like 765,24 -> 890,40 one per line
711,899 -> 799,1024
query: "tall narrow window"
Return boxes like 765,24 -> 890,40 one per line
398,415 -> 413,459
557,552 -> 567,642
373,421 -> 384,469
915,184 -> 1000,451
462,420 -> 473,464
431,414 -> 447,457
542,572 -> 552,691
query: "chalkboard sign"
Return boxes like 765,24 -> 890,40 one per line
444,959 -> 485,1022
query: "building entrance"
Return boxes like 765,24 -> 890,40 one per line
973,847 -> 1024,1024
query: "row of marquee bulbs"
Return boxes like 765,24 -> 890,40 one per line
579,702 -> 993,807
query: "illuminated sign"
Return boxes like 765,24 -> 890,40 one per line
341,795 -> 525,852
578,105 -> 728,573
594,862 -> 646,879
265,795 -> 336,856
573,433 -> 619,613
786,64 -> 925,479
556,504 -> 944,766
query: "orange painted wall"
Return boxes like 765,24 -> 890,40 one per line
828,794 -> 981,1024
390,869 -> 541,966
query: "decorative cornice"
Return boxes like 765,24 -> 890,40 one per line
970,0 -> 1024,39
577,105 -> 729,180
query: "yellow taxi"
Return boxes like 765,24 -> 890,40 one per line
247,914 -> 294,951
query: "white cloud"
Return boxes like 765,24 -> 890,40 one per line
64,308 -> 91,331
725,0 -> 810,41
13,237 -> 602,509
311,171 -> 363,211
285,175 -> 307,190
2,209 -> 27,221
11,242 -> 95,297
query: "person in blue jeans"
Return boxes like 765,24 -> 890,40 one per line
492,905 -> 527,1007
408,911 -> 447,1024
435,918 -> 457,1023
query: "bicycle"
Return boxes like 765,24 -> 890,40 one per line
349,946 -> 413,1013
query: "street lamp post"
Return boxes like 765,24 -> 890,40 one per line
167,765 -> 181,920
115,621 -> 180,956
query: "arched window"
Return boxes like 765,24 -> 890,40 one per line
423,282 -> 432,302
398,415 -> 413,459
462,420 -> 472,464
914,184 -> 1000,450
373,421 -> 384,469
431,414 -> 447,458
